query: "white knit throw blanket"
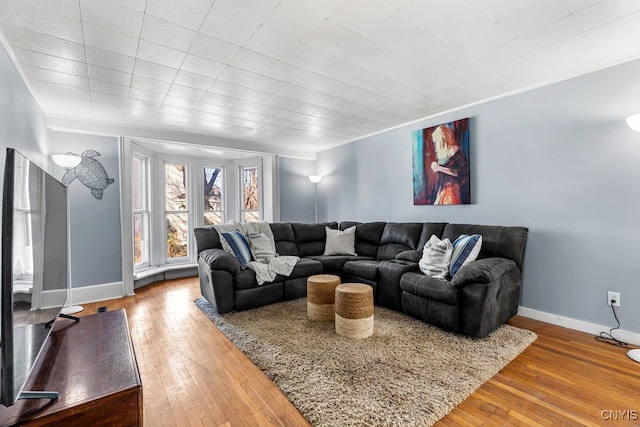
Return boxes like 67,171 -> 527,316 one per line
213,222 -> 299,285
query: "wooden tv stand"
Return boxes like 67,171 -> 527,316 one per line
0,309 -> 142,426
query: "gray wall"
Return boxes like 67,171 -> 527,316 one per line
279,156 -> 317,222
316,58 -> 640,334
0,42 -> 48,178
49,131 -> 122,288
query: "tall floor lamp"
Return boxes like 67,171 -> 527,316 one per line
308,175 -> 322,223
52,154 -> 84,315
625,113 -> 640,363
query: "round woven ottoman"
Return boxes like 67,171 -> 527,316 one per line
335,283 -> 374,339
307,274 -> 341,321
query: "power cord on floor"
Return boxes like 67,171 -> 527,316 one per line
595,302 -> 629,347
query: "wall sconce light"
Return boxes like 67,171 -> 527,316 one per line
626,113 -> 640,132
308,175 -> 322,222
52,154 -> 81,169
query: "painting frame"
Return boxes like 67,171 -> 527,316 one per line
412,118 -> 470,205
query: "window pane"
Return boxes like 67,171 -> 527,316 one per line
134,213 -> 143,264
243,211 -> 259,223
204,212 -> 223,225
166,164 -> 187,211
204,167 -> 223,212
166,213 -> 188,258
132,157 -> 144,210
242,167 -> 258,210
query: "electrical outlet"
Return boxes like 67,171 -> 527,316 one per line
608,291 -> 620,307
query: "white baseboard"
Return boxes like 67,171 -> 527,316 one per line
518,306 -> 640,346
71,281 -> 126,306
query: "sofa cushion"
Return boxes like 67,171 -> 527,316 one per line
194,226 -> 222,254
450,234 -> 482,276
270,223 -> 298,256
307,255 -> 373,273
417,222 -> 448,251
343,260 -> 381,281
340,221 -> 386,258
418,235 -> 453,279
377,222 -> 423,260
220,230 -> 253,269
400,272 -> 459,305
292,222 -> 338,257
324,226 -> 356,255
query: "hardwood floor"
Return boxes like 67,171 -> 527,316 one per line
78,278 -> 640,426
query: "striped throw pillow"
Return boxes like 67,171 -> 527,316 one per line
220,230 -> 253,269
450,234 -> 482,276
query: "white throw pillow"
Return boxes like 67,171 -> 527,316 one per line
248,231 -> 277,263
419,235 -> 453,279
449,234 -> 482,276
323,226 -> 357,256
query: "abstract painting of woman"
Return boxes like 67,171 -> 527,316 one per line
412,118 -> 470,205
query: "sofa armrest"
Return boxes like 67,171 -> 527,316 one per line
199,248 -> 240,274
451,257 -> 517,287
395,250 -> 422,263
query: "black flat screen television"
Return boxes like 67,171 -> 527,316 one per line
0,148 -> 69,407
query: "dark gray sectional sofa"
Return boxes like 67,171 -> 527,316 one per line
194,221 -> 528,338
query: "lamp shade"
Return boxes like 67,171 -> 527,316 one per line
626,113 -> 640,132
52,154 -> 81,168
308,175 -> 322,184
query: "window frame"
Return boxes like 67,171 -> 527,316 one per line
202,163 -> 227,226
132,152 -> 151,270
238,159 -> 263,223
162,157 -> 193,264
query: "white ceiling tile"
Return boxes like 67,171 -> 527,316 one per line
83,23 -> 138,57
399,0 -> 471,27
246,75 -> 290,95
189,33 -> 241,64
288,0 -> 348,17
473,39 -> 529,67
584,10 -> 640,46
473,0 -> 537,21
0,24 -> 29,49
217,66 -> 260,87
79,0 -> 144,37
493,53 -> 557,87
173,70 -> 214,91
331,0 -> 395,36
244,28 -> 299,61
545,48 -> 604,77
207,80 -> 247,98
594,31 -> 640,63
131,74 -> 171,94
167,84 -> 205,100
180,54 -> 226,79
365,12 -> 448,57
137,40 -> 187,69
146,0 -> 213,31
213,0 -> 280,25
27,78 -> 50,92
532,34 -> 594,64
282,44 -> 333,71
200,6 -> 260,46
85,46 -> 135,73
262,1 -> 325,40
303,20 -> 360,56
163,95 -> 196,109
517,16 -> 583,51
0,1 -> 19,26
264,61 -> 308,84
499,0 -> 570,37
12,1 -> 82,43
572,0 -> 640,31
127,98 -> 161,112
24,29 -> 86,61
230,48 -> 278,75
15,0 -> 80,18
91,91 -> 131,106
130,86 -> 166,103
41,69 -> 89,89
88,64 -> 132,86
133,59 -> 178,83
561,0 -> 602,14
20,64 -> 45,81
9,46 -> 38,66
90,79 -> 130,96
265,96 -> 300,110
33,52 -> 87,76
141,15 -> 197,52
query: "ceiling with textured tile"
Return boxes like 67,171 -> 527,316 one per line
1,0 -> 640,158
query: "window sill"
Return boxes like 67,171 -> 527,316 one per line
134,263 -> 198,289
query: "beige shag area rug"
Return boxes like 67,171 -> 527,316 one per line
195,297 -> 536,427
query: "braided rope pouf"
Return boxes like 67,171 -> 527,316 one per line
335,283 -> 374,339
307,274 -> 341,322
